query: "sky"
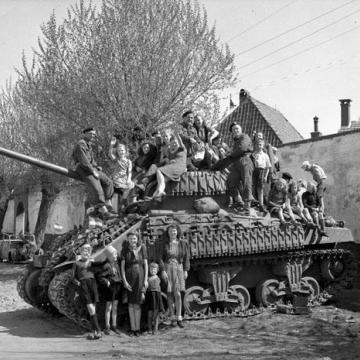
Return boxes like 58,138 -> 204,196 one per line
0,0 -> 360,138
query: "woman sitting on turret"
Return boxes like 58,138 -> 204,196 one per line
151,133 -> 187,199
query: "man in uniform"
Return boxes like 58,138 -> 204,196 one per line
227,123 -> 254,214
72,127 -> 116,219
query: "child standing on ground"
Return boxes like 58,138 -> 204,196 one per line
97,244 -> 122,335
72,244 -> 102,340
145,262 -> 164,335
252,138 -> 271,212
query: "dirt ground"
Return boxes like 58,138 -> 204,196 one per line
1,263 -> 360,360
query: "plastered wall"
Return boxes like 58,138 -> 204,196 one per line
279,131 -> 360,242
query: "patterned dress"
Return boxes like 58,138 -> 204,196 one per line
165,241 -> 186,293
121,244 -> 147,304
113,158 -> 133,189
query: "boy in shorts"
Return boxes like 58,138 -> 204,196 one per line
252,138 -> 271,212
72,244 -> 102,340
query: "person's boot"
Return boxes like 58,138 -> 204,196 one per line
318,219 -> 328,237
243,202 -> 251,216
98,206 -> 117,220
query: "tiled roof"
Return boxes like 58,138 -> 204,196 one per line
217,94 -> 303,147
338,121 -> 360,133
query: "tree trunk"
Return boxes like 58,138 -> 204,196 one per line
0,177 -> 11,231
34,176 -> 60,248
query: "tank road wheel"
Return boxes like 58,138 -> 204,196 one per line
255,279 -> 282,307
226,285 -> 251,311
321,258 -> 345,281
302,276 -> 320,301
183,286 -> 209,316
48,269 -> 90,330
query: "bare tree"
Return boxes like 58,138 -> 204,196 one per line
2,0 -> 236,245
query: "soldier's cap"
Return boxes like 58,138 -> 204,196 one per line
82,127 -> 95,134
229,122 -> 241,132
282,172 -> 293,181
301,160 -> 311,169
182,110 -> 194,118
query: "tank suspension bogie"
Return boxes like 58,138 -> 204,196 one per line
183,286 -> 210,316
320,257 -> 346,281
255,279 -> 284,306
225,285 -> 251,311
301,276 -> 320,302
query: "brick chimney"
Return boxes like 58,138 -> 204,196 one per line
311,116 -> 321,139
339,99 -> 351,128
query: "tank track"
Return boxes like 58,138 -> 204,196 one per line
17,265 -> 58,314
17,265 -> 37,307
48,269 -> 91,330
183,247 -> 356,321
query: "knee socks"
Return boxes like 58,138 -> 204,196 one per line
90,314 -> 100,332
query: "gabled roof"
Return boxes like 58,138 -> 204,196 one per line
251,97 -> 303,144
218,93 -> 303,146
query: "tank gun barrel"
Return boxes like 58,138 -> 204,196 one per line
0,146 -> 80,180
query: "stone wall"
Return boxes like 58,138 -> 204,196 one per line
279,130 -> 360,242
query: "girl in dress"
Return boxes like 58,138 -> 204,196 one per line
109,139 -> 134,208
145,262 -> 164,335
120,232 -> 148,336
159,224 -> 190,328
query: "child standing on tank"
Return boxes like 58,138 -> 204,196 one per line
301,160 -> 327,214
96,244 -> 122,335
72,243 -> 102,340
252,137 -> 271,213
145,262 -> 164,335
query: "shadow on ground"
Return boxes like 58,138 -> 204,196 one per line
0,308 -> 81,339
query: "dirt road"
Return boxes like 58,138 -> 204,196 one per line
1,263 -> 360,360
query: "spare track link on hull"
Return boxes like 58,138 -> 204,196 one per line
39,216 -> 138,291
43,216 -> 143,328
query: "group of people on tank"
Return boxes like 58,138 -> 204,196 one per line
72,223 -> 190,340
71,112 -> 328,235
218,121 -> 328,235
71,111 -> 230,216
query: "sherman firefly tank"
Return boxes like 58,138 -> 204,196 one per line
0,146 -> 356,327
